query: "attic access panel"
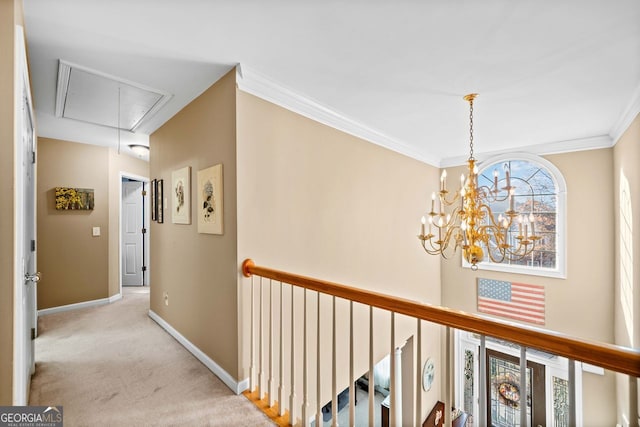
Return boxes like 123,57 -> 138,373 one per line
55,60 -> 172,132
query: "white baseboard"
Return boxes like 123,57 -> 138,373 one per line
148,310 -> 249,395
38,293 -> 121,316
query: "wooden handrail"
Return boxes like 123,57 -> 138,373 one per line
242,259 -> 640,378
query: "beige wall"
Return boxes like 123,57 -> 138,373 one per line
0,0 -> 24,404
441,148 -> 617,423
37,138 -> 149,308
613,113 -> 640,425
37,138 -> 110,308
149,70 -> 239,378
236,89 -> 442,420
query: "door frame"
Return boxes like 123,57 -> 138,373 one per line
119,172 -> 150,296
13,25 -> 36,405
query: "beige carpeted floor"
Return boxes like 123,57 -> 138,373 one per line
29,287 -> 274,427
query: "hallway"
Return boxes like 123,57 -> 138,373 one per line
29,288 -> 273,426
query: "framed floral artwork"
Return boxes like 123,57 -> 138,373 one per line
197,164 -> 223,234
171,166 -> 191,224
55,187 -> 94,210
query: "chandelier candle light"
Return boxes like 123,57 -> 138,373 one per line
418,94 -> 540,270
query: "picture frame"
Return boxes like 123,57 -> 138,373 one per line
197,164 -> 223,234
150,179 -> 157,221
55,187 -> 95,210
171,166 -> 191,224
156,179 -> 164,223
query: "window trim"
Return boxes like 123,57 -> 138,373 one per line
461,153 -> 567,279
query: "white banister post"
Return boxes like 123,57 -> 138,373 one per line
278,282 -> 285,415
519,346 -> 527,427
290,285 -> 297,424
479,335 -> 487,426
349,301 -> 355,427
250,275 -> 255,392
302,289 -> 310,427
259,277 -> 265,399
316,293 -> 322,426
331,296 -> 338,427
368,306 -> 375,427
415,319 -> 422,426
390,312 -> 395,427
268,280 -> 275,407
394,345 -> 402,427
446,326 -> 452,427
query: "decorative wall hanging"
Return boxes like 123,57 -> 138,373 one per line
477,278 -> 545,325
55,187 -> 94,210
171,166 -> 191,224
197,164 -> 223,234
150,179 -> 157,221
156,179 -> 164,223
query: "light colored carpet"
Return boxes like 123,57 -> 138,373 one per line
29,287 -> 274,427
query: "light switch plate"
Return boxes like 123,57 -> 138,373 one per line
92,226 -> 101,237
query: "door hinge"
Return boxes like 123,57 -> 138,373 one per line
32,151 -> 36,164
142,190 -> 147,196
142,228 -> 147,234
31,328 -> 36,340
31,240 -> 36,252
142,266 -> 147,272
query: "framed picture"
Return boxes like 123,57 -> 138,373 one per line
171,166 -> 191,224
150,179 -> 157,221
197,164 -> 223,234
156,179 -> 164,224
55,187 -> 95,210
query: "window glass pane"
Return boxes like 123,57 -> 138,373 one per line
553,377 -> 569,427
464,350 -> 474,415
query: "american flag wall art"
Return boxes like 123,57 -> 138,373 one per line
477,278 -> 545,325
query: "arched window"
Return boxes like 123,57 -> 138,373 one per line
464,153 -> 567,278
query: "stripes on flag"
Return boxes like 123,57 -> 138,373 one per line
477,278 -> 545,325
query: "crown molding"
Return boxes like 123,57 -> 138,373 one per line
609,83 -> 640,145
235,64 -> 440,167
439,135 -> 613,168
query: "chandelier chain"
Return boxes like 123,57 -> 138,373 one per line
468,97 -> 474,160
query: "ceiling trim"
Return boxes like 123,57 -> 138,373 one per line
55,60 -> 173,133
439,135 -> 613,168
609,83 -> 640,145
235,64 -> 440,167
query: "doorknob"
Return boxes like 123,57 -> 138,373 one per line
25,272 -> 40,283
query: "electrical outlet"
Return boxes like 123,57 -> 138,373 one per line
163,291 -> 169,306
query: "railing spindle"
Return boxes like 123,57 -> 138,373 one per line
331,296 -> 338,427
415,319 -> 421,427
446,326 -> 452,427
290,284 -> 297,424
368,306 -> 374,427
316,292 -> 322,426
250,275 -> 256,392
302,288 -> 310,427
278,281 -> 285,415
390,312 -> 395,427
479,335 -> 487,426
269,280 -> 275,407
569,359 -> 576,427
520,346 -> 527,427
259,277 -> 265,399
349,300 -> 355,427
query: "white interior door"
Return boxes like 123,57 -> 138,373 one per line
14,25 -> 37,405
122,180 -> 144,286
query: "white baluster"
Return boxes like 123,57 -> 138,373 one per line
259,277 -> 264,399
415,319 -> 421,427
394,346 -> 402,427
479,335 -> 487,426
278,282 -> 285,415
349,301 -> 355,427
301,289 -> 310,427
316,293 -> 322,426
250,275 -> 255,392
390,312 -> 395,427
269,280 -> 275,407
568,359 -> 576,427
332,296 -> 338,427
368,306 -> 374,427
290,285 -> 297,424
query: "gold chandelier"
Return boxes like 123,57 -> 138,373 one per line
418,94 -> 540,270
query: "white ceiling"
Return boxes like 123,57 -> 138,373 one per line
23,0 -> 640,166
